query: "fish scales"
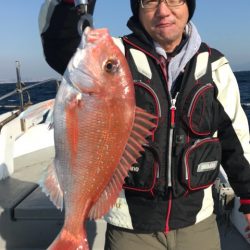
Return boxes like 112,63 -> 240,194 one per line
42,27 -> 157,250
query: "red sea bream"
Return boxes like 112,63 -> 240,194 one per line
42,27 -> 156,249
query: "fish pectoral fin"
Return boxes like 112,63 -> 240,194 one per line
88,107 -> 157,220
39,161 -> 64,210
19,99 -> 55,119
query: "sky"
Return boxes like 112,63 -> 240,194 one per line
0,0 -> 250,82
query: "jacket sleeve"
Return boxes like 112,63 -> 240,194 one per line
38,0 -> 96,75
212,49 -> 250,214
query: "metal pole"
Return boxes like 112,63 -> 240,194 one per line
15,61 -> 26,131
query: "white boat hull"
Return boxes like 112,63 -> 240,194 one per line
0,100 -> 55,179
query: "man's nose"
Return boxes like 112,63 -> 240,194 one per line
156,1 -> 172,15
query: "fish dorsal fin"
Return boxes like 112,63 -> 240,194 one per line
88,107 -> 157,219
39,161 -> 64,210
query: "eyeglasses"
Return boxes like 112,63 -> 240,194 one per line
140,0 -> 186,9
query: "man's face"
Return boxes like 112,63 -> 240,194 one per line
139,1 -> 189,51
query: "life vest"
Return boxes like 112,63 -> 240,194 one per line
121,35 -> 222,198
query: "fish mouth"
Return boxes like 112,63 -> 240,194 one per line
84,27 -> 110,44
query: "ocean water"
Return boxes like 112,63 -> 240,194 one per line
0,72 -> 250,124
0,79 -> 58,115
235,71 -> 250,124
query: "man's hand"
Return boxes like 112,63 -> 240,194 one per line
61,0 -> 96,14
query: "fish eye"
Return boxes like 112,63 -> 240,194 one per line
104,59 -> 119,73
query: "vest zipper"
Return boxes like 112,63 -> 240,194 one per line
167,92 -> 179,186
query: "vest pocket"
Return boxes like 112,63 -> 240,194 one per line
123,81 -> 160,194
181,137 -> 221,191
123,145 -> 158,193
182,83 -> 215,136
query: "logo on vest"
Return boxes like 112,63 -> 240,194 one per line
197,161 -> 218,172
130,166 -> 140,172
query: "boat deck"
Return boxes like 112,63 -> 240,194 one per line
0,156 -> 250,250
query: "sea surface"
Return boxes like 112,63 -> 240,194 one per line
235,71 -> 250,124
0,72 -> 250,124
0,79 -> 59,115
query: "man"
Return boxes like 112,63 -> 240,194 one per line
39,0 -> 250,249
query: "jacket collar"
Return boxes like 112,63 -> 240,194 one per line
126,17 -> 202,88
126,16 -> 192,60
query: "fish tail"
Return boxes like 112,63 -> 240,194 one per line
47,228 -> 89,250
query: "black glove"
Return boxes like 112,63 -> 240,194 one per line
39,0 -> 96,74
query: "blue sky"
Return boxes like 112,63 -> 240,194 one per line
0,0 -> 250,82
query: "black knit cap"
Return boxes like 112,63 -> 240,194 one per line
130,0 -> 196,21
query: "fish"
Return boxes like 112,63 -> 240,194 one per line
40,27 -> 156,249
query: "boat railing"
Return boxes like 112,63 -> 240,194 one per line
0,110 -> 21,132
0,61 -> 60,132
0,78 -> 59,132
